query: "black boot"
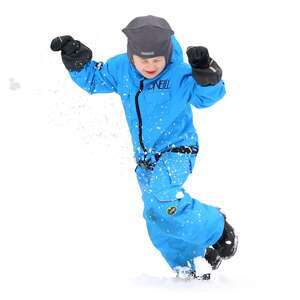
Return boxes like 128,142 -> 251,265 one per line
213,218 -> 238,260
204,247 -> 222,270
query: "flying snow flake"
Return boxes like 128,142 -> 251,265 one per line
9,78 -> 20,91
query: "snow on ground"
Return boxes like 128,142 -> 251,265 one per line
1,0 -> 300,299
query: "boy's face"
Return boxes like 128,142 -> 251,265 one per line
132,55 -> 166,79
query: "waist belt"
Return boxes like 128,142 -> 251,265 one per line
137,146 -> 198,170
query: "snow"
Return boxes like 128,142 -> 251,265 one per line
1,0 -> 300,299
194,256 -> 212,276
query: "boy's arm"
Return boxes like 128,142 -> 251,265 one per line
185,46 -> 226,108
184,75 -> 226,108
69,60 -> 117,94
51,35 -> 118,94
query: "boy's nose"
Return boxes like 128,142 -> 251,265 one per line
145,65 -> 156,71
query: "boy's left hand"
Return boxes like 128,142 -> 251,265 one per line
186,46 -> 222,86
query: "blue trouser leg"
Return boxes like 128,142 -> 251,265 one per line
135,152 -> 225,269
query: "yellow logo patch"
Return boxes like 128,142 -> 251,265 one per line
167,206 -> 177,215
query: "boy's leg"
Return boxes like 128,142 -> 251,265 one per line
212,216 -> 238,260
135,152 -> 225,270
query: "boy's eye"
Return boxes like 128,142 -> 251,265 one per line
139,58 -> 162,64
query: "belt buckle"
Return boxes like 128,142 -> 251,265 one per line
138,159 -> 153,170
185,146 -> 192,154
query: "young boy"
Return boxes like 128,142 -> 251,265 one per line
51,15 -> 238,280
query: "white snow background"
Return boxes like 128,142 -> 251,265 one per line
1,0 -> 300,299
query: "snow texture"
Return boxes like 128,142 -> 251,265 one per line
1,0 -> 300,299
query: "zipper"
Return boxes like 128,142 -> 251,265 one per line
134,79 -> 147,156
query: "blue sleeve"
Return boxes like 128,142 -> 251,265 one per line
69,58 -> 118,94
182,72 -> 226,108
191,80 -> 226,108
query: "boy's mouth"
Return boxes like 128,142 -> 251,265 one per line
145,70 -> 156,75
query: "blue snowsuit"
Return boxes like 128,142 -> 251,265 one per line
69,36 -> 226,269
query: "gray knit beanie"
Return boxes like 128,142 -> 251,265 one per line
122,15 -> 174,64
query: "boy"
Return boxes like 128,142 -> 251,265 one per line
51,15 -> 237,280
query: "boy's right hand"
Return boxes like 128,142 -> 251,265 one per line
186,46 -> 222,86
186,46 -> 210,69
50,35 -> 92,71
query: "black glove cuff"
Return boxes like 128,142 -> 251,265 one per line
191,59 -> 222,86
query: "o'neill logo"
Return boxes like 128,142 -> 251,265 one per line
148,79 -> 171,90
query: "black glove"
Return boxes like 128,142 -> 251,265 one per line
186,46 -> 222,86
50,35 -> 92,71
